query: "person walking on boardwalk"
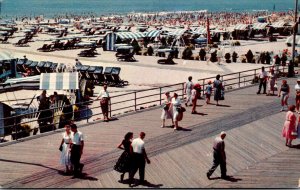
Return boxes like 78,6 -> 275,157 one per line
295,79 -> 300,113
266,69 -> 277,96
216,48 -> 223,65
207,131 -> 227,179
256,66 -> 268,94
171,93 -> 183,130
213,75 -> 223,106
129,132 -> 151,187
161,92 -> 174,128
205,80 -> 213,104
70,123 -> 84,177
114,132 -> 134,182
96,84 -> 110,121
59,124 -> 73,174
191,84 -> 201,114
282,105 -> 297,147
278,80 -> 290,112
185,76 -> 194,107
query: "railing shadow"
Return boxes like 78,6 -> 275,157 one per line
0,158 -> 59,171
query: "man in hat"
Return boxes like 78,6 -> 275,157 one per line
207,131 -> 228,179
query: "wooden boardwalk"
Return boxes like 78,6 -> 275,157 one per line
1,77 -> 300,188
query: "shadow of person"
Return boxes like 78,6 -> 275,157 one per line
222,175 -> 242,182
216,104 -> 231,107
140,180 -> 163,188
290,144 -> 300,149
192,112 -> 208,116
177,127 -> 192,131
73,173 -> 98,181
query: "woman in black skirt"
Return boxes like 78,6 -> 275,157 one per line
213,74 -> 223,106
114,132 -> 133,182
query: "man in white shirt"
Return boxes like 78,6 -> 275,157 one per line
257,66 -> 268,94
96,85 -> 110,121
185,76 -> 194,107
70,123 -> 84,177
207,131 -> 227,179
217,48 -> 223,65
129,132 -> 150,186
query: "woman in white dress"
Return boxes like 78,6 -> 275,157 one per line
171,93 -> 182,130
161,92 -> 174,128
59,124 -> 72,174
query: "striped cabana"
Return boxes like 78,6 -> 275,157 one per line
146,30 -> 161,38
105,32 -> 117,51
234,24 -> 249,31
168,29 -> 187,36
192,27 -> 207,35
39,72 -> 79,90
116,32 -> 145,40
271,21 -> 287,28
252,23 -> 269,30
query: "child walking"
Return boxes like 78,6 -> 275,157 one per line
205,81 -> 213,104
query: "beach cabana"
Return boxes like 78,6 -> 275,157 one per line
39,72 -> 79,90
116,32 -> 145,40
192,27 -> 207,35
271,21 -> 287,28
168,29 -> 187,36
252,23 -> 269,30
234,24 -> 249,31
146,30 -> 161,38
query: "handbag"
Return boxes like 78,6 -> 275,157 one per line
59,145 -> 63,151
163,104 -> 169,111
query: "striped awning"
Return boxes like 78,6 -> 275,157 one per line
4,75 -> 40,84
252,23 -> 269,30
271,21 -> 286,28
40,72 -> 79,90
168,29 -> 186,36
0,51 -> 14,61
192,27 -> 207,34
234,24 -> 249,30
286,35 -> 300,47
116,32 -> 145,40
146,30 -> 161,38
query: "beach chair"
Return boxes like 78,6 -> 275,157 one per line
78,47 -> 97,57
115,46 -> 136,62
28,61 -> 39,75
111,67 -> 129,87
56,63 -> 66,73
37,44 -> 53,52
16,59 -> 27,73
0,36 -> 9,44
87,66 -> 97,81
36,61 -> 47,73
104,67 -> 115,86
50,63 -> 58,72
78,65 -> 90,79
94,66 -> 105,85
43,61 -> 53,73
13,38 -> 29,47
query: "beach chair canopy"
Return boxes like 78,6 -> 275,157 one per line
286,35 -> 300,47
192,27 -> 207,35
234,24 -> 249,31
271,21 -> 287,28
168,29 -> 187,36
252,23 -> 269,30
4,75 -> 40,84
116,32 -> 145,40
146,30 -> 161,38
39,72 -> 79,90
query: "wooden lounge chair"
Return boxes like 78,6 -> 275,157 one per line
13,38 -> 29,47
0,36 -> 9,44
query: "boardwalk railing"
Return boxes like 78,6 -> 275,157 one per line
0,65 -> 293,141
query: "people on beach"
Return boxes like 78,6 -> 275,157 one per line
205,81 -> 213,104
161,92 -> 174,128
282,105 -> 297,147
257,66 -> 268,94
59,124 -> 73,174
278,80 -> 290,112
70,123 -> 84,177
129,132 -> 150,187
295,79 -> 300,113
185,76 -> 194,107
207,131 -> 227,179
75,58 -> 82,66
213,75 -> 223,106
114,132 -> 134,182
96,85 -> 110,122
